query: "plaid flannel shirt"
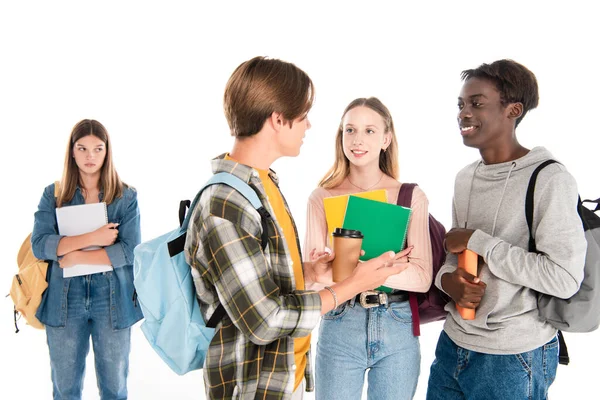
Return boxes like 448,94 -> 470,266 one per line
185,155 -> 322,400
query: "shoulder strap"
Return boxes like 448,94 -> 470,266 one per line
168,173 -> 272,329
582,198 -> 600,212
397,183 -> 417,208
195,173 -> 271,329
397,183 -> 421,335
188,172 -> 271,249
182,172 -> 266,229
525,160 -> 559,252
54,181 -> 60,199
525,160 -> 572,365
169,172 -> 272,257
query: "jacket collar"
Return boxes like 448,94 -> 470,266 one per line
74,185 -> 104,201
211,153 -> 279,186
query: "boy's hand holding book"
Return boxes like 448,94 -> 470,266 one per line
441,256 -> 486,316
442,228 -> 486,319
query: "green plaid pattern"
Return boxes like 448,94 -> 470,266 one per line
185,155 -> 321,400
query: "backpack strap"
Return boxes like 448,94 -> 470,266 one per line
397,183 -> 417,208
169,173 -> 273,329
54,181 -> 60,198
525,159 -> 559,253
396,183 -> 422,336
168,172 -> 272,257
178,200 -> 191,227
582,198 -> 600,212
557,330 -> 569,365
525,159 -> 570,365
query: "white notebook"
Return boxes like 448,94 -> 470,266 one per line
56,202 -> 114,278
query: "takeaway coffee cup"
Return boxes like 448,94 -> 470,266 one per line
331,228 -> 364,282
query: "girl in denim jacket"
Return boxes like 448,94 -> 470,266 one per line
32,119 -> 142,399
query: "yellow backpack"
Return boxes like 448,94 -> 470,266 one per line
10,182 -> 59,332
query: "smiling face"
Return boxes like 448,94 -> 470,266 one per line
72,134 -> 106,176
457,77 -> 516,150
341,106 -> 391,168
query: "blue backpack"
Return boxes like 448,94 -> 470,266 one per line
133,172 -> 270,375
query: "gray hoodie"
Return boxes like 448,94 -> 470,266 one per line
435,147 -> 586,354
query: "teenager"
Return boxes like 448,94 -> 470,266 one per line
184,57 -> 410,400
32,119 -> 142,399
426,60 -> 587,400
304,97 -> 433,400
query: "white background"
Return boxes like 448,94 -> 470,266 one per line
1,1 -> 598,399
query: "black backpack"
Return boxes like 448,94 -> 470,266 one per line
526,159 -> 600,364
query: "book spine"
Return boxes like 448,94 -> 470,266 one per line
400,209 -> 412,250
102,202 -> 108,224
456,249 -> 478,320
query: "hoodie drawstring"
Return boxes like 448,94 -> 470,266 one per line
464,161 -> 481,228
491,162 -> 517,236
465,161 -> 517,236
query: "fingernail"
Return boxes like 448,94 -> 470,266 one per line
473,278 -> 480,283
324,246 -> 331,254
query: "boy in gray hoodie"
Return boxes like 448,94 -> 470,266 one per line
426,60 -> 587,400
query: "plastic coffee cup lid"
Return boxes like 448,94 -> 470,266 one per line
332,228 -> 363,238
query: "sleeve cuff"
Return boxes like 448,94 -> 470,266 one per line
290,291 -> 322,338
44,234 -> 64,261
434,264 -> 457,295
467,229 -> 502,259
104,243 -> 128,268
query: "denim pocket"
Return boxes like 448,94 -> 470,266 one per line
543,335 -> 559,387
322,302 -> 349,320
515,350 -> 533,374
387,301 -> 412,324
543,335 -> 559,351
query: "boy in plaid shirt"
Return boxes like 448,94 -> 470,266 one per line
184,56 -> 411,400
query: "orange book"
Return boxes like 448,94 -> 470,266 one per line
456,249 -> 478,320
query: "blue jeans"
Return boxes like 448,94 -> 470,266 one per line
316,298 -> 420,400
427,331 -> 559,400
45,273 -> 131,400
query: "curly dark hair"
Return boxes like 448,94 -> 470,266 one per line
461,59 -> 539,127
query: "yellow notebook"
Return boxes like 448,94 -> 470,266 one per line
323,189 -> 388,243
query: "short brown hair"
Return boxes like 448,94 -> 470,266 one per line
223,56 -> 315,137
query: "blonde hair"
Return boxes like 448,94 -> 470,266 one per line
223,56 -> 315,137
57,119 -> 126,207
319,97 -> 399,189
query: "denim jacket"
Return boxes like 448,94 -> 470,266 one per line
32,183 -> 143,330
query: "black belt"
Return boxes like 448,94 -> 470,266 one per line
355,290 -> 409,308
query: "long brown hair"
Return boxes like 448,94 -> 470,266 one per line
319,97 -> 399,189
57,119 -> 125,207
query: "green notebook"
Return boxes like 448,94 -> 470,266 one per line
342,196 -> 412,292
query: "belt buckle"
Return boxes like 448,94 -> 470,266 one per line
359,291 -> 387,308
